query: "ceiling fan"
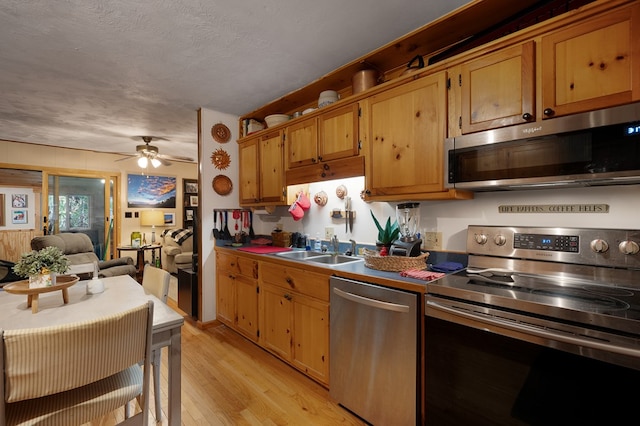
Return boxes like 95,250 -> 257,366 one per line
116,136 -> 194,168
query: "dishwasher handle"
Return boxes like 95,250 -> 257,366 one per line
332,287 -> 410,313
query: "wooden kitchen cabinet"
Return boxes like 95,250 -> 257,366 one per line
216,252 -> 259,342
364,72 -> 455,200
285,103 -> 360,169
238,130 -> 285,206
259,261 -> 330,385
540,3 -> 639,119
460,41 -> 535,134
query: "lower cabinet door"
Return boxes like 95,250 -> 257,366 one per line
216,272 -> 234,326
292,293 -> 329,385
260,283 -> 293,361
235,275 -> 259,342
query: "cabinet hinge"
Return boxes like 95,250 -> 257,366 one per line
358,140 -> 362,151
458,116 -> 462,129
257,329 -> 260,338
358,107 -> 362,117
446,78 -> 451,90
256,285 -> 260,294
458,74 -> 462,87
282,133 -> 286,142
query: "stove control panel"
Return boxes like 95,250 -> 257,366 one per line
467,226 -> 640,268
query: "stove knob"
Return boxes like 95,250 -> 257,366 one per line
493,234 -> 507,246
474,233 -> 488,245
590,239 -> 609,253
618,240 -> 640,255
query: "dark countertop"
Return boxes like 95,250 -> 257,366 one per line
215,242 -> 467,294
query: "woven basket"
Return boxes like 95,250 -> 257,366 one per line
362,248 -> 429,272
271,231 -> 291,247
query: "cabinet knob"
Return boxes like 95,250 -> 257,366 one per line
284,294 -> 292,301
311,158 -> 317,163
323,164 -> 330,171
522,113 -> 533,121
285,277 -> 294,286
318,156 -> 323,162
365,189 -> 371,195
543,108 -> 555,117
321,172 -> 327,178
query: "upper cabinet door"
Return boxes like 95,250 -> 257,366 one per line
540,3 -> 639,118
259,130 -> 285,203
365,72 -> 447,197
238,137 -> 259,205
318,103 -> 360,163
285,117 -> 318,168
460,41 -> 535,134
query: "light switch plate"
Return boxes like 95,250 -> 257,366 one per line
423,232 -> 442,250
325,227 -> 334,239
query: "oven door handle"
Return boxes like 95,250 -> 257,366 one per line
426,300 -> 640,359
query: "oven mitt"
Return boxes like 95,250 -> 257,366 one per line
430,261 -> 464,273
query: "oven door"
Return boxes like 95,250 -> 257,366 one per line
424,295 -> 640,425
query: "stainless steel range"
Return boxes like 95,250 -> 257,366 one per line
424,225 -> 640,425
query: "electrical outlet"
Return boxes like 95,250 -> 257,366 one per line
325,227 -> 334,240
423,232 -> 442,250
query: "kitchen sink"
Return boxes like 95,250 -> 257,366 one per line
305,254 -> 364,267
275,250 -> 327,260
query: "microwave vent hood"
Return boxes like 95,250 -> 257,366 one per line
445,102 -> 640,191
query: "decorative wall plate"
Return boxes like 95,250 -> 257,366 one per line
211,148 -> 231,170
212,175 -> 233,195
211,123 -> 231,143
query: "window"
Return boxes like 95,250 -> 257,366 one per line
49,194 -> 90,230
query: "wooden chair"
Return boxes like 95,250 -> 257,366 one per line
0,301 -> 154,426
141,264 -> 170,422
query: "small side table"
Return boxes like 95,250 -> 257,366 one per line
116,245 -> 162,283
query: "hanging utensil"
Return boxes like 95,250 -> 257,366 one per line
249,210 -> 255,238
223,211 -> 232,240
213,210 -> 221,239
233,210 -> 240,231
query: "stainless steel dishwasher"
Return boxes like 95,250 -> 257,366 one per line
330,276 -> 418,425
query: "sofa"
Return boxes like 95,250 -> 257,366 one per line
30,233 -> 137,278
160,229 -> 193,274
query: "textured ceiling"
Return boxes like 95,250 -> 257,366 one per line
0,0 -> 468,163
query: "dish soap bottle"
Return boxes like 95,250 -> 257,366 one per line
314,233 -> 322,251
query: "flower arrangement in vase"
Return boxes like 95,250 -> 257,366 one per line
370,210 -> 400,256
13,246 -> 70,288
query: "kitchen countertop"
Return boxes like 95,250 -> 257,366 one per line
215,243 -> 466,294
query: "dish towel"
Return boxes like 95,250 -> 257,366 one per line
399,269 -> 445,281
430,261 -> 464,273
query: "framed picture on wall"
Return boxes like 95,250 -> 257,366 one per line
184,179 -> 198,194
164,212 -> 175,226
12,194 -> 27,208
12,210 -> 27,224
127,174 -> 177,208
189,195 -> 198,207
185,208 -> 194,221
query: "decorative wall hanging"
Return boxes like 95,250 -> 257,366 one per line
212,175 -> 233,196
127,174 -> 176,208
314,191 -> 328,206
211,148 -> 231,170
336,184 -> 348,199
211,123 -> 231,143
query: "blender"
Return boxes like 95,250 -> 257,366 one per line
390,202 -> 422,257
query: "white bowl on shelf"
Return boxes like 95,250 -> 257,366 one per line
265,114 -> 290,128
318,90 -> 339,108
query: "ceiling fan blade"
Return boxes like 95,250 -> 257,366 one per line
160,154 -> 196,162
155,156 -> 172,166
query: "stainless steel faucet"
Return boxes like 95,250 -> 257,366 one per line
331,235 -> 340,254
348,239 -> 357,256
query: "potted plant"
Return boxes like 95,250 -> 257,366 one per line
13,246 -> 70,288
370,210 -> 400,256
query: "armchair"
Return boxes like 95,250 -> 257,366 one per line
30,233 -> 137,278
160,229 -> 193,274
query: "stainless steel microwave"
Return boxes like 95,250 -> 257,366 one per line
444,102 -> 640,191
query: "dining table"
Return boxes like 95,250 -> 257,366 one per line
0,274 -> 184,425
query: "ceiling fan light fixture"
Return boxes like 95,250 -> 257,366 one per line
137,156 -> 148,168
151,158 -> 161,168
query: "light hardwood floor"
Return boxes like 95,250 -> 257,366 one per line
97,298 -> 367,425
